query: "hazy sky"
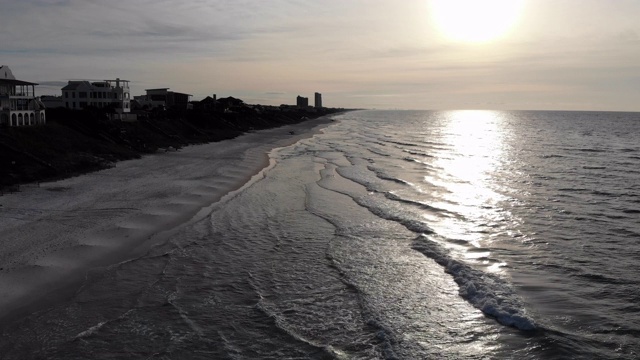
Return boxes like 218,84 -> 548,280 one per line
2,0 -> 639,111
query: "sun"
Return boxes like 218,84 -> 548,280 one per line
429,0 -> 525,43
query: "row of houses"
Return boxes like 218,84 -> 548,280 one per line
1,65 -> 195,127
1,65 -> 324,128
41,86 -> 192,114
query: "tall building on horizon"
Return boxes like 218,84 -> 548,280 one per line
314,92 -> 322,108
296,95 -> 308,108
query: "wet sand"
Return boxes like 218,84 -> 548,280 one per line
0,116 -> 335,325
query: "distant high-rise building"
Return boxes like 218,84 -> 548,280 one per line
314,92 -> 322,108
296,95 -> 308,108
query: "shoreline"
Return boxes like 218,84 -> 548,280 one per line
0,107 -> 353,192
0,114 -> 339,328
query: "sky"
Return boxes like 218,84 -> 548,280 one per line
1,0 -> 639,111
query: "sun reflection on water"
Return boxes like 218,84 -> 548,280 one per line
429,110 -> 512,271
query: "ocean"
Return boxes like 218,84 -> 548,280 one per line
1,110 -> 639,359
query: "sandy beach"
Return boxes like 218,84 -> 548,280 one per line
0,116 -> 334,326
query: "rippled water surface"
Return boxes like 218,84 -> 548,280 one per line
2,110 -> 640,359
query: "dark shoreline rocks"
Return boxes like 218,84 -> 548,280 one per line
0,105 -> 348,192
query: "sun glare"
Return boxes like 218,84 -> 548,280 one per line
429,0 -> 525,43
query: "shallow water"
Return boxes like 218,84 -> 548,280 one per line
2,110 -> 639,359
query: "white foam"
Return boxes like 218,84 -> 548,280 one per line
413,235 -> 536,331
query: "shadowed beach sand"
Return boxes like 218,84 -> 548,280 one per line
0,116 -> 335,326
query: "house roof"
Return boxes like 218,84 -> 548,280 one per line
0,78 -> 38,86
218,96 -> 244,104
61,81 -> 90,90
170,91 -> 192,97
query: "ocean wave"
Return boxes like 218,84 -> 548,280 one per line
384,192 -> 461,219
253,299 -> 343,359
366,148 -> 391,157
402,157 -> 427,165
575,148 -> 607,153
358,200 -> 435,235
383,139 -> 420,147
412,235 -> 536,331
323,251 -> 399,360
402,149 -> 434,158
558,187 -> 588,192
249,272 -> 348,359
621,209 -> 640,214
367,166 -> 412,186
74,321 -> 108,339
591,190 -> 615,196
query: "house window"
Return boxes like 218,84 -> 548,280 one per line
79,92 -> 87,98
65,92 -> 68,98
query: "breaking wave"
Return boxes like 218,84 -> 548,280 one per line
413,235 -> 537,331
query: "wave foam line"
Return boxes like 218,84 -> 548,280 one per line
413,235 -> 536,331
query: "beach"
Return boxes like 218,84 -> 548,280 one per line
0,116 -> 334,327
1,110 -> 639,359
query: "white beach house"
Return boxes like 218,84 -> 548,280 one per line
0,65 -> 46,127
61,78 -> 131,113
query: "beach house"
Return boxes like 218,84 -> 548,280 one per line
134,88 -> 192,110
61,78 -> 131,113
0,65 -> 46,127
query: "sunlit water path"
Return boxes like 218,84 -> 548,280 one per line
2,110 -> 639,359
